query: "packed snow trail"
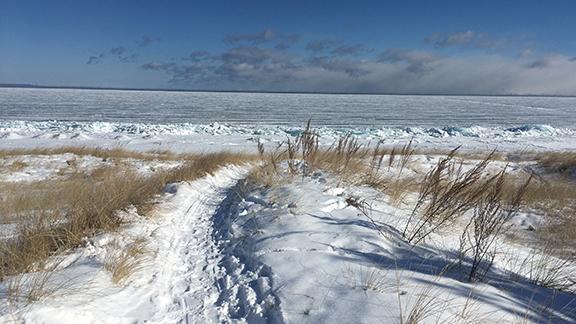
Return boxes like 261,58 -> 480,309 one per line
144,166 -> 250,323
3,165 -> 283,323
147,165 -> 282,323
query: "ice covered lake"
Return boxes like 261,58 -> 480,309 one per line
2,87 -> 576,127
1,87 -> 576,152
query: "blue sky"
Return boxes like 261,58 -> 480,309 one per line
1,0 -> 576,94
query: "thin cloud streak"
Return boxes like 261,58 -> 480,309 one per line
87,36 -> 159,65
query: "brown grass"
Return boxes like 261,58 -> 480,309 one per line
6,160 -> 28,171
343,266 -> 392,293
0,151 -> 256,300
0,146 -> 183,161
459,168 -> 531,281
6,268 -> 58,304
495,169 -> 576,253
104,237 -> 150,285
537,206 -> 576,254
402,149 -> 496,244
535,152 -> 576,176
252,124 -> 386,190
385,177 -> 420,207
512,244 -> 576,292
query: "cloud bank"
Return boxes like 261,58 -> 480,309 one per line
97,30 -> 576,95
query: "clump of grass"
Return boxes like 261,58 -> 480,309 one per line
402,291 -> 445,324
7,160 -> 28,171
283,120 -> 321,176
343,266 -> 391,293
459,168 -> 531,281
402,149 -> 493,244
538,207 -> 576,253
260,124 -> 374,188
500,172 -> 576,253
535,152 -> 576,176
104,237 -> 150,285
397,138 -> 415,175
385,177 -> 420,207
402,147 -> 538,252
249,122 -> 422,196
506,244 -> 576,292
6,269 -> 58,304
249,122 -> 371,188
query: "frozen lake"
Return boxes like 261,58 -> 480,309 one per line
2,87 -> 576,128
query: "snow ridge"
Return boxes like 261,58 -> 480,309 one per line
1,120 -> 575,139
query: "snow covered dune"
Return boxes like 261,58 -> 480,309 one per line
1,139 -> 576,323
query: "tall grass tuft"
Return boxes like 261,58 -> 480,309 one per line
402,148 -> 495,244
459,169 -> 532,281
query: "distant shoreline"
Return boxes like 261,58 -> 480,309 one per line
1,83 -> 575,98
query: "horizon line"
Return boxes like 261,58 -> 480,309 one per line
1,83 -> 575,98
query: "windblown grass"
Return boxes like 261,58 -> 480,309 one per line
249,123 -> 417,193
402,150 -> 499,245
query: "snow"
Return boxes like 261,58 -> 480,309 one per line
0,154 -> 182,183
229,174 -> 576,323
1,88 -> 576,322
2,159 -> 574,323
1,165 -> 257,323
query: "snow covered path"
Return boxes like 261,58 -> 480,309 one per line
147,164 -> 282,323
145,166 -> 250,323
3,161 -> 576,323
2,165 -> 283,323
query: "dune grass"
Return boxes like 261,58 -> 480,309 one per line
0,146 -> 182,161
3,131 -> 576,314
104,237 -> 150,285
535,152 -> 576,175
0,149 -> 256,302
250,123 -> 576,286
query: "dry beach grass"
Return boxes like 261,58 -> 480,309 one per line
1,131 -> 576,321
0,146 -> 180,161
0,148 -> 256,302
250,124 -> 576,280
